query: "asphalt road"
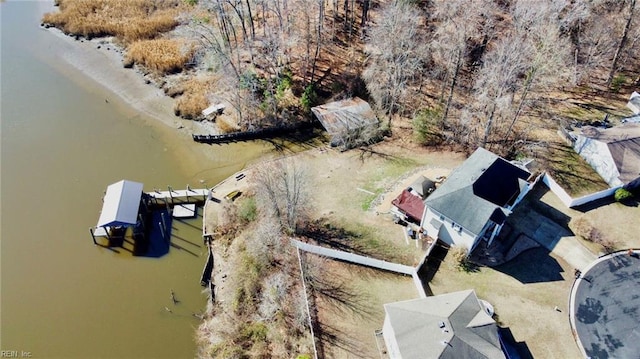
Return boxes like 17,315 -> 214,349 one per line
572,252 -> 640,359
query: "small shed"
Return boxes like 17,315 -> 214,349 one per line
311,97 -> 379,149
409,176 -> 436,199
202,103 -> 225,118
97,180 -> 144,228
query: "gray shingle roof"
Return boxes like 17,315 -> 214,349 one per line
425,148 -> 530,235
384,290 -> 505,359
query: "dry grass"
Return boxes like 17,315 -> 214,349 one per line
125,38 -> 195,75
174,76 -> 218,119
42,0 -> 181,43
569,215 -> 618,253
216,117 -> 240,134
429,249 -> 581,358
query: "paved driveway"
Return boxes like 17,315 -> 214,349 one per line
515,209 -> 597,271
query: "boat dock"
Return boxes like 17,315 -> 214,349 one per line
90,181 -> 211,252
192,123 -> 312,144
146,186 -> 209,205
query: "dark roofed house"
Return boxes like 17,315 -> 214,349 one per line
311,97 -> 379,149
382,290 -> 506,359
573,123 -> 640,189
420,148 -> 533,253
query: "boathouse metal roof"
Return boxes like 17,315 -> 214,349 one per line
311,97 -> 379,147
97,180 -> 144,227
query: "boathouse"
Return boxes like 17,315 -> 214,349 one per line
311,97 -> 380,149
97,180 -> 144,229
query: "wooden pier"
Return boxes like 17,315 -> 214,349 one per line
146,186 -> 209,205
192,123 -> 312,144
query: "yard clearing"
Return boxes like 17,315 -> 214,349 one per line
300,142 -> 582,358
201,136 -> 640,358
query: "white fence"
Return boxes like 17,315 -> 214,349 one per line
542,173 -> 619,208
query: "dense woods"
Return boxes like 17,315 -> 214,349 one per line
44,0 -> 640,156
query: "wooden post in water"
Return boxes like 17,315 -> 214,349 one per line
161,212 -> 168,240
138,213 -> 146,231
163,196 -> 170,213
186,184 -> 190,202
90,227 -> 97,245
168,186 -> 174,205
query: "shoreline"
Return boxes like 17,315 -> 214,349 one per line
37,2 -> 182,129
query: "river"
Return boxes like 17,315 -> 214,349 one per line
1,1 -> 280,358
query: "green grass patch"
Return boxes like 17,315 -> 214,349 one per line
544,142 -> 609,197
358,156 -> 418,211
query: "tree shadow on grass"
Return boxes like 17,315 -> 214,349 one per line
494,247 -> 565,283
305,256 -> 376,320
299,219 -> 408,264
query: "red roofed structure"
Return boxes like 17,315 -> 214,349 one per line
391,189 -> 425,223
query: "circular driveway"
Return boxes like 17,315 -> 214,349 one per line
570,251 -> 640,359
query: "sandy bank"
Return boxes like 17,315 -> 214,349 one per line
38,3 -> 182,129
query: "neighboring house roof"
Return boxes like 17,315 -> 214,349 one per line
424,148 -> 530,235
97,180 -> 144,228
311,97 -> 378,143
627,91 -> 640,115
409,175 -> 436,199
391,189 -> 425,222
573,123 -> 640,187
384,290 -> 505,359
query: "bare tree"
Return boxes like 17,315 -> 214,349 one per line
474,34 -> 529,148
608,0 -> 637,86
430,0 -> 495,124
362,0 -> 427,131
504,0 -> 571,143
253,159 -> 311,234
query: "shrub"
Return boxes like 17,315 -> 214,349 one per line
174,76 -> 217,119
300,84 -> 318,113
125,39 -> 195,75
240,322 -> 268,342
216,117 -> 240,133
614,188 -> 634,202
451,245 -> 475,272
413,107 -> 444,145
238,197 -> 258,223
570,216 -> 617,253
611,74 -> 627,93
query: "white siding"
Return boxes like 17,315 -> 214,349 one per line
383,315 -> 402,359
421,208 -> 476,249
574,136 -> 623,187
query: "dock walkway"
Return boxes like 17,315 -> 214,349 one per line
146,187 -> 209,204
192,123 -> 312,144
291,239 -> 415,275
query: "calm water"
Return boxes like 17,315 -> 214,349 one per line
1,1 -> 277,357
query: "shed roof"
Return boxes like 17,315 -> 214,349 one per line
311,97 -> 378,137
425,148 -> 530,235
392,189 -> 425,222
410,175 -> 436,198
97,180 -> 144,228
384,290 -> 505,359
